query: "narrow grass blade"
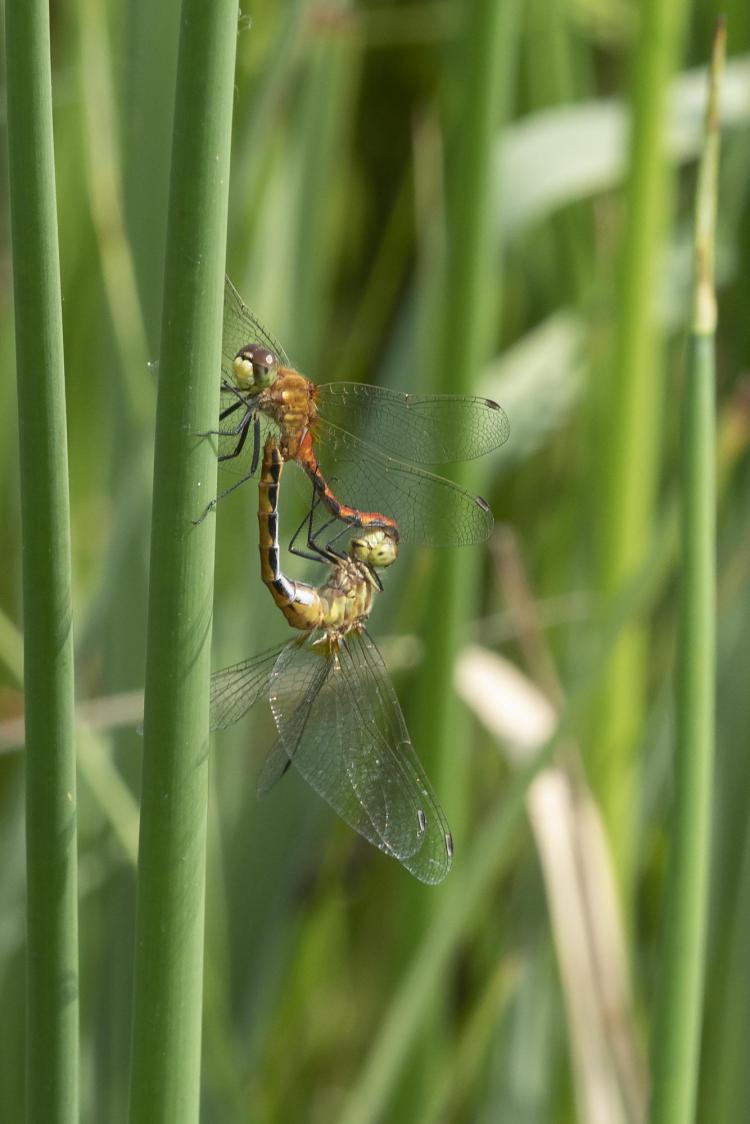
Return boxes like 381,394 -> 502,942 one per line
409,1 -> 521,1098
456,647 -> 647,1124
650,20 -> 724,1124
5,0 -> 79,1117
127,1 -> 238,1120
593,0 -> 689,895
416,0 -> 522,857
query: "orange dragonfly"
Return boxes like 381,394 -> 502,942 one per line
199,276 -> 509,549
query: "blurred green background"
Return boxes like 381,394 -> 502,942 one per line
2,0 -> 749,1120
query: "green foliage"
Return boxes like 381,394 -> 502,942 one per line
651,21 -> 723,1124
1,1 -> 746,1120
127,1 -> 238,1121
5,0 -> 79,1118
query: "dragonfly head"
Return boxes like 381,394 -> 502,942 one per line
348,526 -> 399,570
233,344 -> 279,391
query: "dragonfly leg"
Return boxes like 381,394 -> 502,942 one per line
193,468 -> 257,524
289,482 -> 329,564
217,410 -> 252,462
249,415 -> 262,477
199,384 -> 249,437
311,514 -> 351,557
307,485 -> 351,563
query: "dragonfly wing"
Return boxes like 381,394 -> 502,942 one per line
222,275 -> 291,379
210,642 -> 288,730
269,632 -> 452,883
313,419 -> 493,546
256,734 -> 293,796
338,629 -> 453,884
316,383 -> 509,463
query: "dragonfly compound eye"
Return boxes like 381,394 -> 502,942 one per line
350,527 -> 399,568
234,344 -> 278,390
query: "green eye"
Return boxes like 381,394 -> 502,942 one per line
350,529 -> 399,568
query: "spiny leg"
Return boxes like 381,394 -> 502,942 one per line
218,410 -> 252,462
195,415 -> 262,523
289,480 -> 330,564
194,469 -> 259,524
199,383 -> 249,437
310,507 -> 352,558
249,415 -> 262,477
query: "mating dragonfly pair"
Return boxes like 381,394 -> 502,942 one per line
208,277 -> 509,883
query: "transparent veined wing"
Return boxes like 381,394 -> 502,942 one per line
222,275 -> 291,382
316,383 -> 509,464
312,417 -> 493,546
209,642 -> 288,730
339,628 -> 452,883
269,630 -> 452,884
256,734 -> 294,796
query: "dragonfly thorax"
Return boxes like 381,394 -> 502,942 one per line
233,343 -> 279,390
319,563 -> 374,631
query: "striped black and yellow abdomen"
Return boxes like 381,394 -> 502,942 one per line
258,435 -> 323,631
258,434 -> 379,635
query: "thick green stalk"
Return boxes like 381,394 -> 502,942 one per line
405,5 -> 519,1109
650,22 -> 723,1124
5,1 -> 79,1120
417,0 -> 521,836
594,0 -> 687,893
290,7 -> 356,370
127,2 -> 237,1120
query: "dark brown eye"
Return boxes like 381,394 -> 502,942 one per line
243,343 -> 277,369
234,344 -> 279,389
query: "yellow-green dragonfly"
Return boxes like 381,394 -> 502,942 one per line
210,434 -> 452,884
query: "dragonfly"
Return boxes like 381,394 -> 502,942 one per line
199,275 -> 509,549
210,433 -> 453,884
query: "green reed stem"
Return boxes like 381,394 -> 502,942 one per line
5,1 -> 79,1119
593,0 -> 687,894
343,445 -> 681,1124
650,20 -> 723,1124
406,1 -> 519,1106
127,2 -> 237,1120
418,0 -> 521,836
290,12 -> 356,370
338,750 -> 548,1124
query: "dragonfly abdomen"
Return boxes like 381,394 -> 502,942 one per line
258,436 -> 323,631
295,430 -> 399,541
258,434 -> 378,635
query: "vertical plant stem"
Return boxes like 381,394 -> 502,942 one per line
418,0 -> 521,834
290,7 -> 356,370
5,1 -> 79,1120
127,1 -> 237,1121
593,0 -> 687,895
406,2 -> 519,1107
650,20 -> 723,1124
